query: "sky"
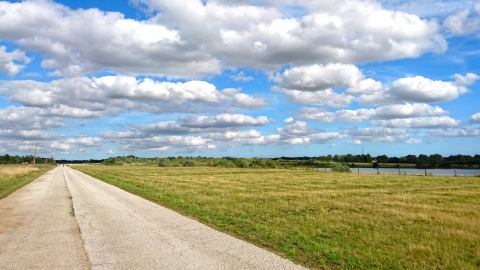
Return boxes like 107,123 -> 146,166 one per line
0,0 -> 479,160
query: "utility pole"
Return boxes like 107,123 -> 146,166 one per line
33,143 -> 37,165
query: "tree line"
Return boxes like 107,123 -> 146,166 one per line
101,153 -> 480,169
0,154 -> 55,165
373,154 -> 480,168
2,153 -> 479,169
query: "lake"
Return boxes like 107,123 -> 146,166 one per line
315,167 -> 479,176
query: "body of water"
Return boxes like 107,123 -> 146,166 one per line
314,168 -> 479,176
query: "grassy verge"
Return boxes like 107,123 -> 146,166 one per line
74,165 -> 480,269
0,165 -> 55,199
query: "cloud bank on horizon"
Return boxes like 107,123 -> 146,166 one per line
0,0 -> 479,159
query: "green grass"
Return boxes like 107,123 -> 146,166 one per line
74,165 -> 480,269
0,165 -> 55,199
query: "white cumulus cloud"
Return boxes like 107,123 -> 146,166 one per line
470,112 -> 480,123
273,64 -> 364,91
0,46 -> 30,76
428,128 -> 480,137
443,4 -> 480,35
358,73 -> 480,105
370,116 -> 461,128
297,103 -> 449,123
0,0 -> 447,77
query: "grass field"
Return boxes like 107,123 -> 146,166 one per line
0,165 -> 55,199
74,165 -> 480,269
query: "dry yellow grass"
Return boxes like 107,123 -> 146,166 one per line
75,166 -> 480,269
0,165 -> 39,175
0,165 -> 54,199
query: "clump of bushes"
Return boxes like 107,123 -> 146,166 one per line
158,159 -> 168,167
330,163 -> 351,173
183,160 -> 197,167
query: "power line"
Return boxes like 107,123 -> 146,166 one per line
0,108 -> 27,142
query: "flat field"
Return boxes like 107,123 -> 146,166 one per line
0,165 -> 55,199
74,165 -> 480,269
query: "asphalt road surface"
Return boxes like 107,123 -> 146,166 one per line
0,166 -> 306,270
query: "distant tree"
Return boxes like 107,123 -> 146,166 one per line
475,155 -> 480,165
406,155 -> 417,164
416,154 -> 431,168
389,156 -> 400,163
429,154 -> 443,167
376,155 -> 389,163
418,154 -> 429,162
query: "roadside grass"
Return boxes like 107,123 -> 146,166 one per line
74,166 -> 480,269
0,165 -> 55,199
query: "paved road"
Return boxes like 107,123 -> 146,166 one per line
0,166 -> 306,270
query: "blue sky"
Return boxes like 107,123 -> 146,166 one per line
0,0 -> 479,160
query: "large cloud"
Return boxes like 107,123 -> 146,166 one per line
0,1 -> 219,77
163,0 -> 446,67
0,106 -> 66,131
98,114 -> 270,139
0,76 -> 266,119
271,64 -> 385,107
273,64 -> 365,91
346,126 -> 412,143
272,87 -> 354,108
358,73 -> 480,105
297,103 -> 449,123
0,0 -> 446,77
370,116 -> 461,128
99,118 -> 345,149
179,114 -> 269,128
